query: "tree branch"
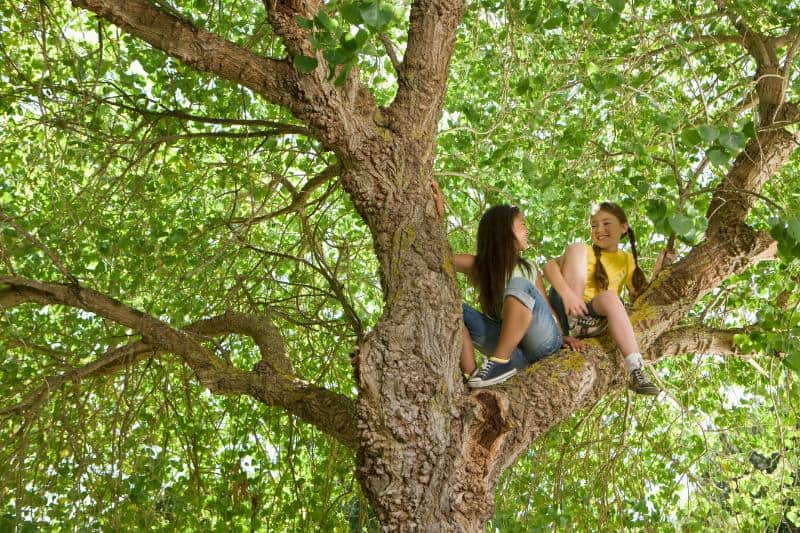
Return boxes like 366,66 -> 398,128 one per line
706,125 -> 798,233
388,0 -> 466,136
649,325 -> 743,359
451,346 -> 621,522
0,278 -> 359,449
71,0 -> 298,112
69,0 -> 373,151
379,33 -> 402,74
714,0 -> 778,67
232,163 -> 341,223
0,210 -> 77,283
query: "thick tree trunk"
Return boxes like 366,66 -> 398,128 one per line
345,134 -> 472,528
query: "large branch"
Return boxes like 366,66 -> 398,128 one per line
450,347 -> 620,522
0,278 -> 359,449
715,0 -> 778,68
649,325 -> 742,358
388,0 -> 466,137
70,0 -> 374,151
706,124 -> 798,233
71,0 -> 296,112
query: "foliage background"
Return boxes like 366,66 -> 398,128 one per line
1,0 -> 799,530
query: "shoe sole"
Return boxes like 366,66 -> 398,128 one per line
468,368 -> 517,388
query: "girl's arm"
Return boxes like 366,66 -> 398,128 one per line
454,254 -> 475,275
536,273 -> 586,352
651,248 -> 677,279
535,273 -> 559,319
543,256 -> 588,317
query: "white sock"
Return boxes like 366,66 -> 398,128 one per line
624,352 -> 644,372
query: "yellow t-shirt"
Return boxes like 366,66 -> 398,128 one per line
583,244 -> 636,301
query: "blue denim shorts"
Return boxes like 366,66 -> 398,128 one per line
462,277 -> 563,369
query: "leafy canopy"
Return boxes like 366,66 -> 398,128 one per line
1,0 -> 799,530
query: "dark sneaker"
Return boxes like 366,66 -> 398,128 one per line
570,315 -> 608,338
629,368 -> 660,396
462,370 -> 476,385
468,358 -> 517,388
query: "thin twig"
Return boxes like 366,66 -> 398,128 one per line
0,210 -> 76,283
379,33 -> 402,74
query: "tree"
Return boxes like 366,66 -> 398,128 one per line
1,0 -> 799,529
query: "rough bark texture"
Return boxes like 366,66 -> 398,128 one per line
8,1 -> 795,530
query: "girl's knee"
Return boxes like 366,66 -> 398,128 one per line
565,242 -> 586,256
563,242 -> 587,263
592,290 -> 624,315
595,290 -> 620,304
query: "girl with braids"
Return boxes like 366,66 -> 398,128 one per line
543,202 -> 666,395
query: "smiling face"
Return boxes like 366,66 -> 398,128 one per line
512,213 -> 529,252
590,209 -> 628,251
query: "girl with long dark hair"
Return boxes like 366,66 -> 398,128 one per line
433,182 -> 573,387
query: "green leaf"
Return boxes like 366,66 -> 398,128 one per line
542,12 -> 563,30
340,3 -> 363,24
646,198 -> 668,222
293,55 -> 318,73
787,216 -> 800,241
783,351 -> 800,372
681,127 -> 701,147
360,1 -> 380,27
340,34 -> 360,53
697,124 -> 719,142
324,48 -> 351,65
516,77 -> 531,95
655,113 -> 679,132
718,130 -> 746,152
707,148 -> 729,166
295,15 -> 313,29
354,28 -> 370,47
668,213 -> 693,237
377,4 -> 395,27
607,0 -> 626,13
314,11 -> 339,33
334,61 -> 355,86
742,120 -> 756,139
596,11 -> 621,33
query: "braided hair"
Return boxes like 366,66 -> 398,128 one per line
592,202 -> 647,298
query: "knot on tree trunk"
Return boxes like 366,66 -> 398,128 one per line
472,391 -> 513,451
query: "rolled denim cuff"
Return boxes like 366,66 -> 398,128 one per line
504,276 -> 536,311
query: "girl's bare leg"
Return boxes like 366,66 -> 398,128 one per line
560,243 -> 588,297
492,296 -> 532,361
591,290 -> 639,356
460,326 -> 477,375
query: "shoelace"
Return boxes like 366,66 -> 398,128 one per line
576,315 -> 603,327
477,361 -> 495,379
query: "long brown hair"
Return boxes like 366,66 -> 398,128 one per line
592,202 -> 647,297
470,205 -> 532,319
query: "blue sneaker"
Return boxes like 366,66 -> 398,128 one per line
468,357 -> 517,388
